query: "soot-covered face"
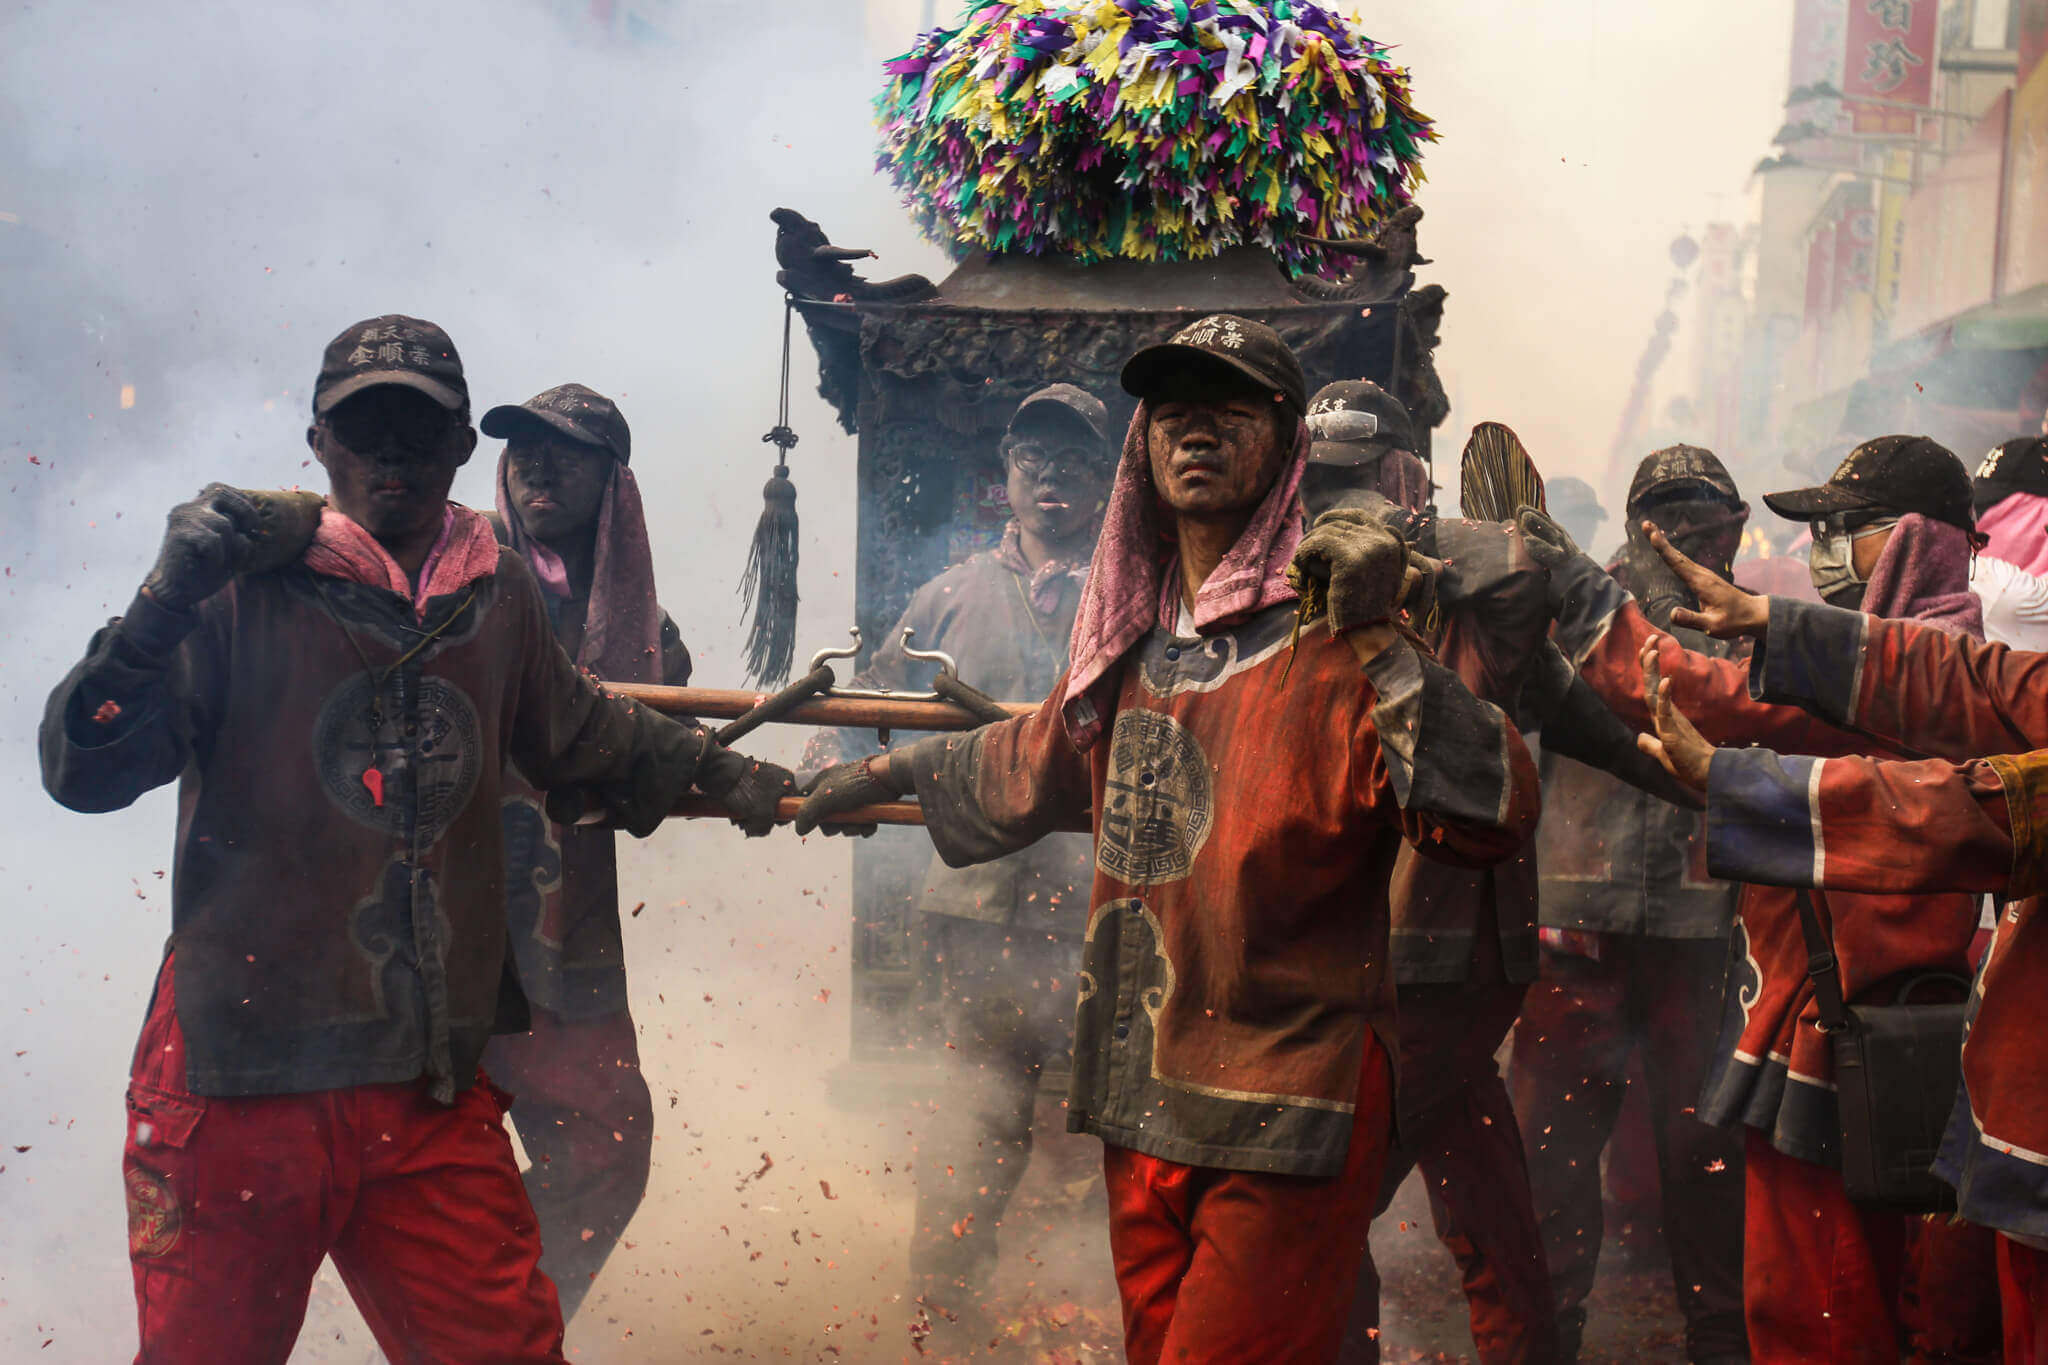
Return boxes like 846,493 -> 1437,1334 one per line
503,434 -> 612,545
309,386 -> 475,547
1144,368 -> 1292,520
1639,496 -> 1748,580
1003,413 -> 1111,548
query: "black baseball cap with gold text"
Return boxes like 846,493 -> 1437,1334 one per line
313,315 -> 468,416
1120,314 -> 1308,415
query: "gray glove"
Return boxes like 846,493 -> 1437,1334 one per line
694,746 -> 797,838
1289,508 -> 1410,636
1515,506 -> 1614,622
144,484 -> 261,610
793,757 -> 907,837
1514,506 -> 1581,572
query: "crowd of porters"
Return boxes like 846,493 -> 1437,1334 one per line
42,308 -> 2048,1363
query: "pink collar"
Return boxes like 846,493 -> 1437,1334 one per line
303,504 -> 501,619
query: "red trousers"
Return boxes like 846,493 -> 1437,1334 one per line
1341,977 -> 1555,1364
1744,1130 -> 1999,1365
2001,1235 -> 2048,1364
1511,938 -> 1747,1361
483,1005 -> 652,1320
1105,1033 -> 1393,1365
123,957 -> 566,1364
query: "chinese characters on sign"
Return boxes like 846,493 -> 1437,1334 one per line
1842,0 -> 1935,135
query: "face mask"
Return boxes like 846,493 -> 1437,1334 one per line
1807,515 -> 1898,608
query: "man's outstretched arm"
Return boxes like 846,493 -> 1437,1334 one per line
1646,521 -> 2048,761
1638,666 -> 2027,898
1518,508 -> 1875,758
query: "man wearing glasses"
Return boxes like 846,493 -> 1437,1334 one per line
802,384 -> 1115,1324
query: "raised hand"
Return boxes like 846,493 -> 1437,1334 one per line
1635,636 -> 1716,794
1513,506 -> 1581,572
143,484 -> 262,610
1645,522 -> 1770,639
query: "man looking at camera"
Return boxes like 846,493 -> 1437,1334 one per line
39,316 -> 791,1363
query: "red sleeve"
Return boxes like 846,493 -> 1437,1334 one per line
1853,616 -> 2048,758
1356,634 -> 1541,868
1705,745 -> 2019,895
1579,597 -> 1881,757
900,678 -> 1093,865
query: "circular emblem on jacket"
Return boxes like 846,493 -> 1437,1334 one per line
125,1165 -> 181,1258
1096,711 -> 1213,886
313,674 -> 482,845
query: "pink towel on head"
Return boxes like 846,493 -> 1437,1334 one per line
494,453 -> 665,685
1978,491 -> 2048,577
1862,512 -> 1985,640
303,504 -> 501,618
1060,401 -> 1308,750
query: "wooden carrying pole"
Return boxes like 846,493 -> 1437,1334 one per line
671,795 -> 1090,834
617,685 -> 1089,832
672,796 -> 929,827
608,683 -> 1034,732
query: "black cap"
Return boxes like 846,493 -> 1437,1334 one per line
314,315 -> 467,416
1974,436 -> 2048,513
1304,380 -> 1415,465
481,383 -> 632,464
1627,444 -> 1740,516
1120,314 -> 1307,414
1008,383 -> 1112,446
1763,434 -> 1974,532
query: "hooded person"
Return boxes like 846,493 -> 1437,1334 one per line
36,317 -> 794,1364
795,314 -> 1540,1364
799,382 -> 1116,1320
477,382 -> 690,1321
1508,444 -> 1752,1365
1303,471 -> 1703,1362
1515,434 -> 2002,1365
1767,435 -> 1984,635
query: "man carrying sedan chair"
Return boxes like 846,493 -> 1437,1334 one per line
798,314 -> 1541,1364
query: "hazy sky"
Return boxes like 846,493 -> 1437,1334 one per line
0,3 -> 1790,1358
861,0 -> 1793,509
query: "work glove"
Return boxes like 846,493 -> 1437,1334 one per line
1515,506 -> 1611,622
1288,508 -> 1413,636
793,756 -> 907,837
694,745 -> 798,838
1514,505 -> 1581,571
144,483 -> 263,611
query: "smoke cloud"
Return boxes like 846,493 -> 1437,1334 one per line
1,2 -> 1782,1360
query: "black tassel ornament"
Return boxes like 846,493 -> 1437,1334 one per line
742,298 -> 803,685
